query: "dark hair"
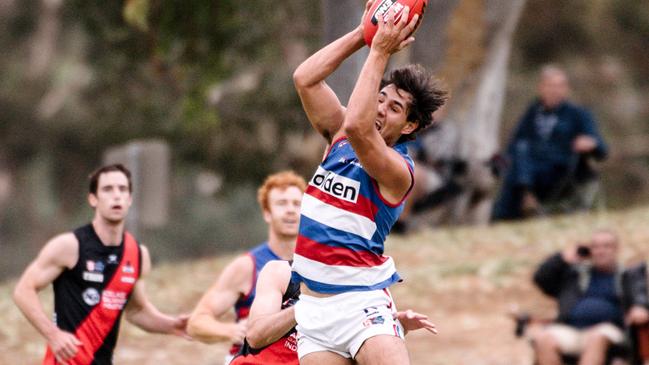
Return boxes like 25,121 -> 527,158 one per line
88,164 -> 132,195
381,64 -> 448,142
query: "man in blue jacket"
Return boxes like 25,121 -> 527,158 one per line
492,65 -> 608,220
529,230 -> 649,365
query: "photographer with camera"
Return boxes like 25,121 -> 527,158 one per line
529,229 -> 648,365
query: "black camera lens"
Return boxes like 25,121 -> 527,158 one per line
577,245 -> 591,257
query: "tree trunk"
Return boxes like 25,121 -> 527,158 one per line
321,0 -> 368,104
411,0 -> 527,225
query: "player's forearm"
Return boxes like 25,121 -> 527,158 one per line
344,49 -> 390,135
246,307 -> 296,349
186,313 -> 234,343
127,302 -> 176,335
13,283 -> 60,341
293,27 -> 365,89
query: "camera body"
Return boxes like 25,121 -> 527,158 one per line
577,245 -> 591,258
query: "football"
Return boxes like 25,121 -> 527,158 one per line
363,0 -> 428,47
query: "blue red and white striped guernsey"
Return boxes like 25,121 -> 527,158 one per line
291,137 -> 414,294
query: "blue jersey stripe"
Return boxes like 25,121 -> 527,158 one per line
291,271 -> 402,294
299,215 -> 386,255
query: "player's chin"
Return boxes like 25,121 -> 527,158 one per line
280,226 -> 299,237
104,213 -> 126,224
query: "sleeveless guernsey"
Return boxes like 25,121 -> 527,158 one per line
229,242 -> 281,355
292,137 -> 413,294
43,224 -> 141,365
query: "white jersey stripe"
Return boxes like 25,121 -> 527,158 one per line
293,253 -> 396,287
301,194 -> 377,240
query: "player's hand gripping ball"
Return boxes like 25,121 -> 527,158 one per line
363,0 -> 428,47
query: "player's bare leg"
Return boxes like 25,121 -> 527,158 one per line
355,335 -> 410,365
300,351 -> 353,365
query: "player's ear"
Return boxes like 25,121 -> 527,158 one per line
88,193 -> 98,208
401,120 -> 419,135
262,209 -> 272,224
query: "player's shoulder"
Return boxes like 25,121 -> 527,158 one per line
138,243 -> 150,257
39,232 -> 79,268
258,260 -> 291,292
47,232 -> 79,252
260,260 -> 291,276
221,253 -> 256,279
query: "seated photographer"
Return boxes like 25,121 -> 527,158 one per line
528,229 -> 647,365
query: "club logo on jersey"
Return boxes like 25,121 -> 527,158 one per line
108,254 -> 118,264
338,157 -> 363,168
82,287 -> 101,306
310,166 -> 360,203
86,260 -> 105,272
83,271 -> 104,283
122,261 -> 135,274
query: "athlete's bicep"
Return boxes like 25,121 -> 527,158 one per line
126,244 -> 157,314
350,135 -> 413,204
296,81 -> 346,142
17,233 -> 78,292
248,261 -> 290,321
125,279 -> 149,313
139,244 -> 152,277
192,256 -> 253,318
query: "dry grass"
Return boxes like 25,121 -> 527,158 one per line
2,206 -> 649,364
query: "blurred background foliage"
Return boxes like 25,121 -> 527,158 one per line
1,0 -> 648,279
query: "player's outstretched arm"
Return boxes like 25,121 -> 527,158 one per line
186,255 -> 253,344
293,0 -> 376,143
246,260 -> 295,349
125,245 -> 190,339
13,233 -> 82,363
343,8 -> 419,204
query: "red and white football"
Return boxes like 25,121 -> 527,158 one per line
363,0 -> 428,47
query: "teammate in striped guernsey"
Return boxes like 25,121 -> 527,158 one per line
13,164 -> 189,365
291,2 -> 447,365
187,171 -> 306,365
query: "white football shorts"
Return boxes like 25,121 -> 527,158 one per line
295,288 -> 405,359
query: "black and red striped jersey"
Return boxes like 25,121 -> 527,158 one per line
43,224 -> 141,365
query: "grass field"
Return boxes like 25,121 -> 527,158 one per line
2,206 -> 649,364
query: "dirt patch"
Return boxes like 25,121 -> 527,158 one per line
2,207 -> 649,364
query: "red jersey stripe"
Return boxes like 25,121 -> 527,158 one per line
305,186 -> 378,221
295,235 -> 388,267
63,233 -> 140,365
